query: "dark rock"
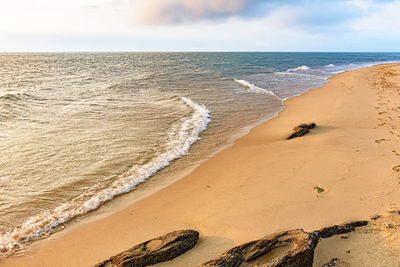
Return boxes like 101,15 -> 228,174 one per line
200,229 -> 319,267
95,230 -> 199,267
288,123 -> 316,140
315,221 -> 368,239
321,258 -> 339,267
314,186 -> 325,193
321,258 -> 350,267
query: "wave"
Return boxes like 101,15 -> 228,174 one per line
287,65 -> 310,72
326,64 -> 335,67
0,96 -> 211,256
275,72 -> 327,80
234,79 -> 278,97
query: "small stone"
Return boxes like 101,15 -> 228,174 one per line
321,258 -> 340,267
386,223 -> 394,228
314,186 -> 325,193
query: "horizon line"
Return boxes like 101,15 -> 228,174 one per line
1,51 -> 400,54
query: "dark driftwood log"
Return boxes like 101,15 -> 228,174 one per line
287,123 -> 316,140
95,230 -> 199,267
200,229 -> 319,267
200,221 -> 368,267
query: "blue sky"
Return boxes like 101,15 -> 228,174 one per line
0,0 -> 399,52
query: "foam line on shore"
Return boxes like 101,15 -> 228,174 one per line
234,79 -> 279,98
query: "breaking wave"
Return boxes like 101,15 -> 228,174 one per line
234,79 -> 278,97
0,96 -> 211,256
287,65 -> 310,72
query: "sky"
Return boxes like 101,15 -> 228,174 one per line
0,0 -> 399,52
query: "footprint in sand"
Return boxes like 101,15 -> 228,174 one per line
393,165 -> 400,172
375,139 -> 387,143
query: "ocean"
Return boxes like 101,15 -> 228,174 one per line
1,52 -> 399,255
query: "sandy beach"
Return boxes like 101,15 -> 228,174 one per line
3,63 -> 400,266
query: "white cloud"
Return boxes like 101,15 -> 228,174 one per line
126,6 -> 320,51
131,0 -> 252,24
345,0 -> 375,11
0,0 -> 132,34
349,0 -> 400,36
1,0 -> 400,51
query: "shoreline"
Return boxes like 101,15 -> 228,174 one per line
3,63 -> 400,266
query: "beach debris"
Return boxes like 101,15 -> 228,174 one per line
370,215 -> 382,220
374,138 -> 386,143
314,186 -> 325,193
385,222 -> 394,228
392,165 -> 400,172
200,229 -> 319,267
314,221 -> 368,239
95,230 -> 199,267
321,258 -> 350,267
201,220 -> 368,267
287,123 -> 316,140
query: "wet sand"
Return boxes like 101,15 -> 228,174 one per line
3,63 -> 400,266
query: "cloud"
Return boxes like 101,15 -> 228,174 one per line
0,0 -> 132,34
2,0 -> 400,51
349,0 -> 400,36
131,0 -> 255,24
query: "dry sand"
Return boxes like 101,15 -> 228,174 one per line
2,64 -> 400,266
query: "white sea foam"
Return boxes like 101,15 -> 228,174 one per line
234,79 -> 278,97
287,65 -> 310,72
0,96 -> 211,256
275,72 -> 326,80
326,64 -> 335,67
